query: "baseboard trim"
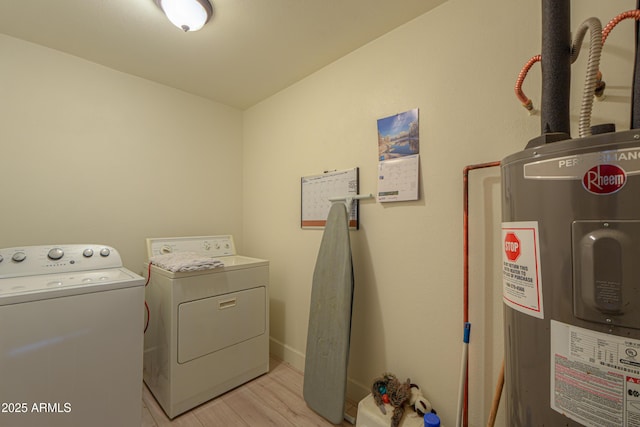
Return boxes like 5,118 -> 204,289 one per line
269,337 -> 369,403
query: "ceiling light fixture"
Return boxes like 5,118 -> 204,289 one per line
154,0 -> 213,32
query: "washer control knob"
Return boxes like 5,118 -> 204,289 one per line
12,252 -> 26,262
160,245 -> 172,254
99,248 -> 110,257
48,247 -> 64,260
83,249 -> 94,258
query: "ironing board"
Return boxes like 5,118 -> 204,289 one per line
303,202 -> 354,424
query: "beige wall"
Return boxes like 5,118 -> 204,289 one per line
243,0 -> 635,425
0,0 -> 636,425
0,34 -> 244,273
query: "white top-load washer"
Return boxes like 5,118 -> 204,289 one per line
0,244 -> 145,427
143,235 -> 269,419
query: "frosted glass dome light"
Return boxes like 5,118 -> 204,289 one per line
155,0 -> 213,32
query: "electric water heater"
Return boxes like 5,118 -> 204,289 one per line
502,129 -> 640,426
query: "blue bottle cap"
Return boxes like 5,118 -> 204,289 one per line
424,412 -> 441,427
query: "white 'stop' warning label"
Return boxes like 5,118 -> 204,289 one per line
502,221 -> 544,319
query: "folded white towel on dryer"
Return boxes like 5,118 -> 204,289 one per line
150,252 -> 225,272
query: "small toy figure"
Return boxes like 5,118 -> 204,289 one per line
408,382 -> 432,416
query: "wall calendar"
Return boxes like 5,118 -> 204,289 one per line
301,168 -> 359,229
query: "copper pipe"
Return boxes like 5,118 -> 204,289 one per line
462,161 -> 501,427
514,55 -> 541,110
598,10 -> 640,107
602,9 -> 640,44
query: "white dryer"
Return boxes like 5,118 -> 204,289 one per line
0,244 -> 145,427
143,235 -> 269,419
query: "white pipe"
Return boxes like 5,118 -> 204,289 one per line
456,322 -> 471,427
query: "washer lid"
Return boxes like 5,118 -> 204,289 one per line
0,268 -> 144,306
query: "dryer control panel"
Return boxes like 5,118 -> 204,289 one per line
146,235 -> 236,259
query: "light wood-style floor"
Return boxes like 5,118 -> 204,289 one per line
142,357 -> 357,426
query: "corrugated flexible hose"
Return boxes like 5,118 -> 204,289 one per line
571,17 -> 603,138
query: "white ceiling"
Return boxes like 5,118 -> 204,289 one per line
0,0 -> 446,109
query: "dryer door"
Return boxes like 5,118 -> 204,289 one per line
177,286 -> 266,363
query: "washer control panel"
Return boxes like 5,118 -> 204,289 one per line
0,244 -> 123,278
146,235 -> 236,259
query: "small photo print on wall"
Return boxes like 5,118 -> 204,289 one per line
377,108 -> 419,160
377,109 -> 420,202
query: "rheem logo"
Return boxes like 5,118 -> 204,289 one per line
582,164 -> 626,195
